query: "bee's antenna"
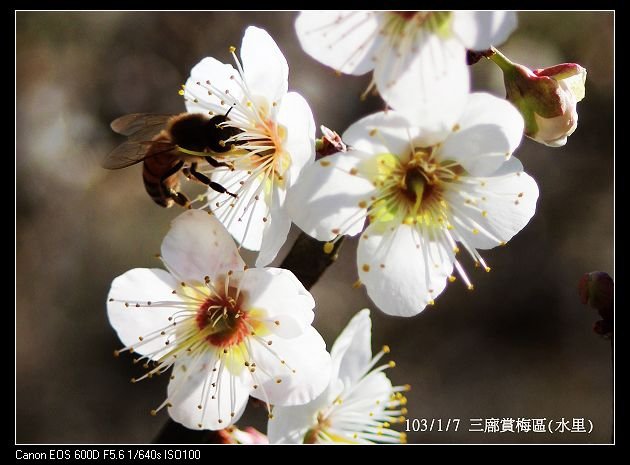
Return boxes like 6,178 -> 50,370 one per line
225,104 -> 236,118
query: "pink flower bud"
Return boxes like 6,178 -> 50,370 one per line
578,271 -> 613,318
502,61 -> 587,147
216,426 -> 269,444
578,271 -> 613,338
489,49 -> 587,147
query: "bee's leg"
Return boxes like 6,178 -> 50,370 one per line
161,160 -> 190,207
189,162 -> 238,198
168,189 -> 190,207
205,156 -> 232,168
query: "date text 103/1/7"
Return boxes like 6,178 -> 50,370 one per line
405,418 -> 461,432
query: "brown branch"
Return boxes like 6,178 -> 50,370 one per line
279,233 -> 345,289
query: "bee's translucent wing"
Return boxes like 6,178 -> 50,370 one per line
110,113 -> 173,137
102,140 -> 176,170
104,114 -> 178,169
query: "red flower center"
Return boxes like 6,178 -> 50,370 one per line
196,285 -> 249,348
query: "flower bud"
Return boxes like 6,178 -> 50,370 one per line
212,426 -> 269,444
578,271 -> 613,338
492,50 -> 586,147
578,271 -> 613,318
315,125 -> 347,159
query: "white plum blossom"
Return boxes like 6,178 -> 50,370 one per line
182,26 -> 315,266
107,210 -> 331,430
268,309 -> 409,444
295,11 -> 517,128
288,93 -> 539,317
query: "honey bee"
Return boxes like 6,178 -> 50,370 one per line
103,111 -> 241,207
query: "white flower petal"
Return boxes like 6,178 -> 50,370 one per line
249,327 -> 331,406
241,267 -> 315,338
161,210 -> 245,283
107,268 -> 179,358
267,404 -> 316,444
330,309 -> 372,386
440,93 -> 524,177
375,35 -> 469,132
338,371 -> 392,421
167,356 -> 250,430
255,189 -> 291,267
536,134 -> 568,147
184,58 -> 243,115
343,111 -> 419,158
295,11 -> 381,75
241,26 -> 288,105
277,91 -> 316,187
452,11 -> 517,50
532,111 -> 577,147
209,169 -> 267,252
560,67 -> 587,102
287,151 -> 376,242
357,223 -> 453,317
446,157 -> 539,250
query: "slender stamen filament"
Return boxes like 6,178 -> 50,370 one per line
307,346 -> 408,444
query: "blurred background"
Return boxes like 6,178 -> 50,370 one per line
16,12 -> 613,444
